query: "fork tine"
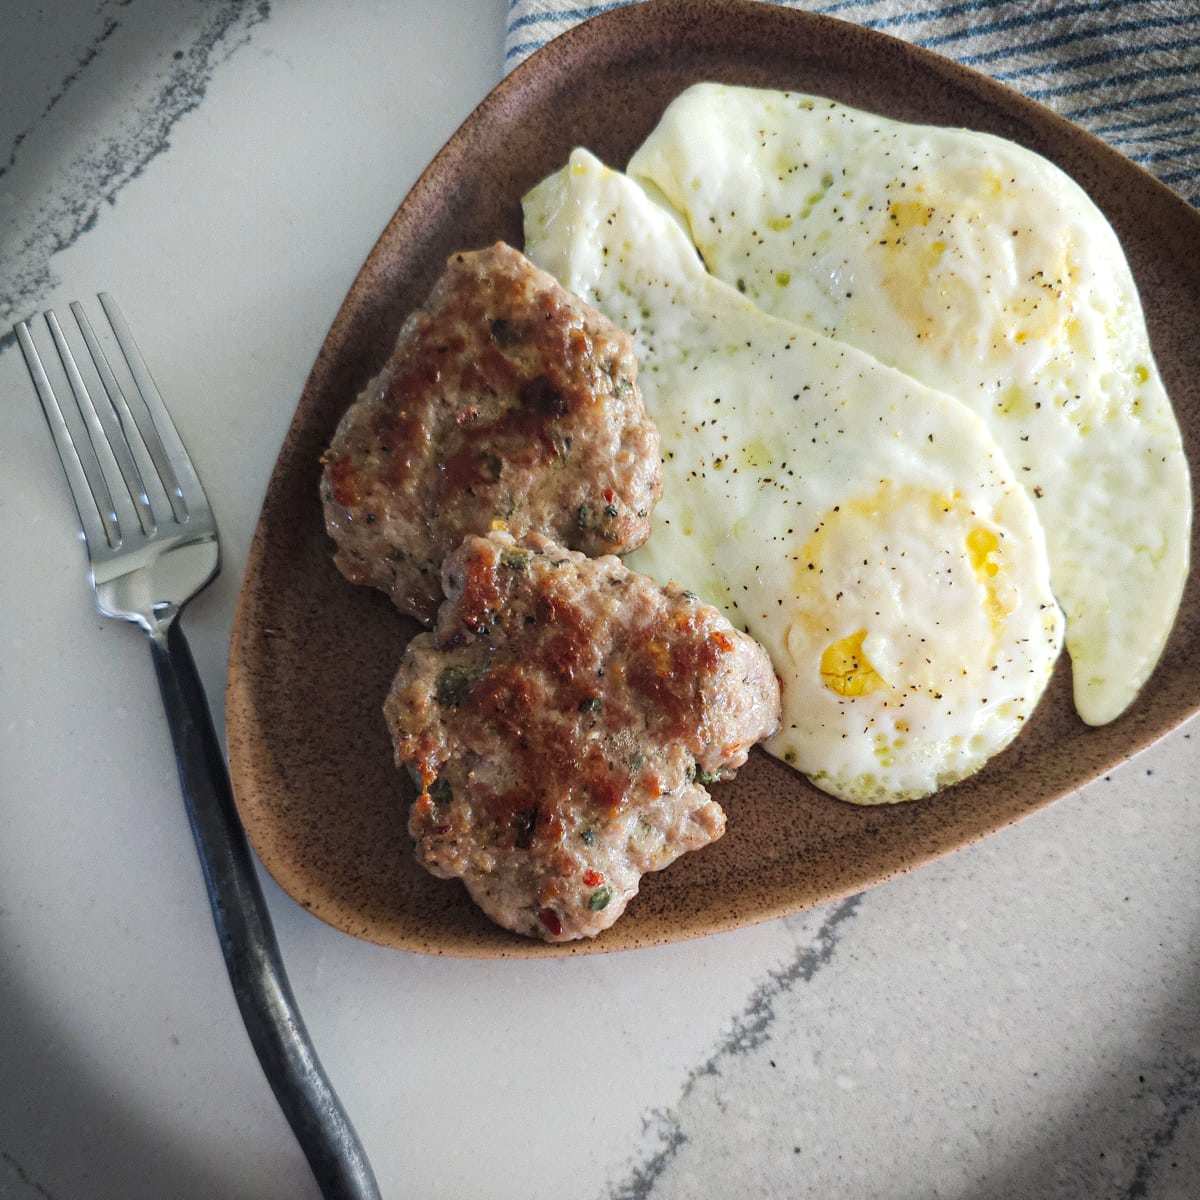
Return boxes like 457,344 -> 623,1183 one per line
46,310 -> 150,549
70,301 -> 156,537
99,293 -> 205,525
15,317 -> 121,552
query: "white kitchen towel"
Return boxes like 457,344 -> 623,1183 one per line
505,0 -> 1200,206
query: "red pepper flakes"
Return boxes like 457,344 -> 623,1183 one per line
582,869 -> 604,888
537,907 -> 562,936
325,455 -> 361,507
414,792 -> 451,836
603,487 -> 615,504
647,638 -> 672,677
455,405 -> 479,425
568,328 -> 590,357
709,630 -> 734,653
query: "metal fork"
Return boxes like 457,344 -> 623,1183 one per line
15,296 -> 380,1200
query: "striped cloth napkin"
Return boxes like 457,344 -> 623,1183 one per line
505,0 -> 1200,207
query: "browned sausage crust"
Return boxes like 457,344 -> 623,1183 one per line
321,243 -> 662,622
384,532 -> 781,941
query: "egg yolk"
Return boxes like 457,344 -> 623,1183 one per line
794,482 -> 1016,704
872,176 -> 1078,358
820,630 -> 888,696
966,526 -> 1010,633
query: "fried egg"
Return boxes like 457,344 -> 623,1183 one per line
524,150 -> 1064,804
627,82 -> 1191,726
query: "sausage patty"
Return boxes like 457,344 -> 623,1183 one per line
321,243 -> 663,622
384,532 -> 781,941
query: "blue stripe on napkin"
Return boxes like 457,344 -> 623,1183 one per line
504,0 -> 1200,207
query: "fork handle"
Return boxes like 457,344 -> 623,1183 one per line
150,619 -> 381,1200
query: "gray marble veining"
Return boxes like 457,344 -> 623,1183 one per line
1,3 -> 1197,1197
1,0 -> 271,335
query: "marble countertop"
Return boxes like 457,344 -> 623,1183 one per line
1,3 -> 1198,1198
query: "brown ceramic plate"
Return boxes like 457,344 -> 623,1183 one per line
226,0 -> 1200,958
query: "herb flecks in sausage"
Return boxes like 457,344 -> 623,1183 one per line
384,532 -> 781,942
321,243 -> 662,622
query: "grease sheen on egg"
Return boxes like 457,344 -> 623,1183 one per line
524,151 -> 1064,805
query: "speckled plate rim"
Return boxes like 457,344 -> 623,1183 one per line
226,0 -> 1200,958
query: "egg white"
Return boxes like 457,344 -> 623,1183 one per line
524,150 -> 1064,804
627,82 -> 1191,726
